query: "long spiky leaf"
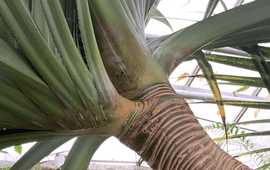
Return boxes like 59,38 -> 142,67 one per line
148,5 -> 173,31
41,0 -> 104,126
61,135 -> 107,170
240,45 -> 270,93
0,0 -> 86,129
0,117 -> 122,150
195,51 -> 228,141
10,137 -> 72,170
76,0 -> 118,119
148,0 -> 270,75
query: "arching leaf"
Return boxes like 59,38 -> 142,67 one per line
61,135 -> 107,170
11,138 -> 72,170
148,5 -> 173,31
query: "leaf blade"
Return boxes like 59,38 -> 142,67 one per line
61,135 -> 107,170
0,0 -> 86,128
11,138 -> 72,170
149,0 -> 270,75
195,51 -> 228,140
148,5 -> 173,31
14,145 -> 22,155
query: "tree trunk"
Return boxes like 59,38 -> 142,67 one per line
118,84 -> 252,170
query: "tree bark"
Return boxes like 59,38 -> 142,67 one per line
118,84 -> 252,170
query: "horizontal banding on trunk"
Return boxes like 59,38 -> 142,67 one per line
118,84 -> 251,170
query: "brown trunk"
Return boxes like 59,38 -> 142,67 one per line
118,84 -> 252,170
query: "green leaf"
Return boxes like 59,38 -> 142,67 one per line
0,117 -> 122,150
211,74 -> 263,88
204,18 -> 270,49
14,145 -> 22,155
3,166 -> 11,170
203,0 -> 219,19
240,45 -> 270,93
11,138 -> 72,170
0,15 -> 14,45
148,5 -> 173,31
229,126 -> 234,134
235,127 -> 239,135
32,0 -> 52,47
61,135 -> 107,170
195,51 -> 227,138
148,0 -> 270,75
0,0 -> 88,129
76,0 -> 117,119
203,53 -> 259,71
0,107 -> 41,130
0,79 -> 57,129
144,0 -> 161,26
41,0 -> 104,126
0,38 -> 78,129
36,163 -> 41,167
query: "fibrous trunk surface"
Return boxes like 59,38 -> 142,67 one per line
118,84 -> 251,170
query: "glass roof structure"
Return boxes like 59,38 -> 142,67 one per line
1,0 -> 270,169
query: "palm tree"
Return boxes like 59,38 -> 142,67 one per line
0,0 -> 270,169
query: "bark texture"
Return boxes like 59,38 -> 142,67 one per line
118,84 -> 252,170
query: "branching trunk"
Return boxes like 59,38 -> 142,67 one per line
118,84 -> 251,170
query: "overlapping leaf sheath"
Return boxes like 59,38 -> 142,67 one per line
0,0 -> 89,128
0,81 -> 55,130
89,0 -> 167,99
118,84 -> 251,170
41,0 -> 117,126
0,38 -> 79,129
0,0 -> 119,130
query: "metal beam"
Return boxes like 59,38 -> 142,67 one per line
172,85 -> 269,102
234,0 -> 245,7
185,65 -> 201,86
